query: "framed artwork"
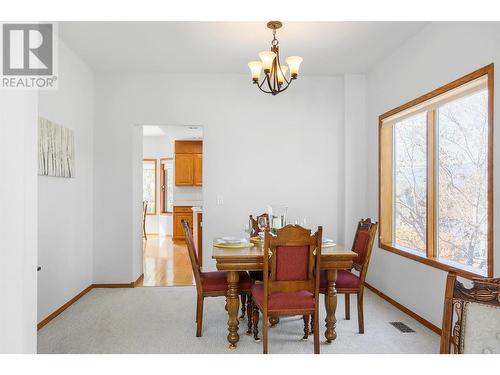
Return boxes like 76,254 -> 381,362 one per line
38,117 -> 75,178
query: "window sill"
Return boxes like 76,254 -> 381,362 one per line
379,242 -> 489,280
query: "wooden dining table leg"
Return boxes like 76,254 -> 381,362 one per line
226,271 -> 240,349
324,269 -> 338,344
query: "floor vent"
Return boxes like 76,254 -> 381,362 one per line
389,322 -> 415,333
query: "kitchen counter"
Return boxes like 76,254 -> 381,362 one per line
173,200 -> 203,207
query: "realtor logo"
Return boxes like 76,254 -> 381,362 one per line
1,23 -> 58,89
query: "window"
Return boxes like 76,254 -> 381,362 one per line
393,112 -> 427,254
379,64 -> 493,278
143,159 -> 157,215
160,158 -> 173,214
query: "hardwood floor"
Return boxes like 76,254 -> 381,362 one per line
138,235 -> 194,287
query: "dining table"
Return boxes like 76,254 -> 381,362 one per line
212,240 -> 357,349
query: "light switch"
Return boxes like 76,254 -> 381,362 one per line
216,194 -> 224,206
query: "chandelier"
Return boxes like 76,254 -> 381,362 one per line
247,21 -> 303,96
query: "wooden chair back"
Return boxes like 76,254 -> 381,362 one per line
142,201 -> 148,239
440,270 -> 500,354
263,225 -> 322,302
350,218 -> 378,283
249,213 -> 269,237
181,219 -> 203,294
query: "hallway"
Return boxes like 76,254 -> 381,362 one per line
139,236 -> 194,287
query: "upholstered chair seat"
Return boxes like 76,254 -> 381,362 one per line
251,284 -> 314,312
319,269 -> 360,290
201,271 -> 253,293
181,219 -> 254,337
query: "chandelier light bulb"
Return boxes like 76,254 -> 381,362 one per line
277,65 -> 288,84
248,61 -> 263,82
285,56 -> 303,78
258,50 -> 277,72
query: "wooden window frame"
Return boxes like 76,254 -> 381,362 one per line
160,157 -> 173,215
378,64 -> 494,279
143,158 -> 157,216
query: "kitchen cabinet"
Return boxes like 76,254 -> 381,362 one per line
175,140 -> 203,187
175,154 -> 194,186
173,206 -> 193,243
194,154 -> 203,186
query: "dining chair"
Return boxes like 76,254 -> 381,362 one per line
248,213 -> 270,282
142,201 -> 148,240
251,225 -> 322,354
309,218 -> 377,336
440,269 -> 500,354
181,219 -> 254,337
249,213 -> 269,237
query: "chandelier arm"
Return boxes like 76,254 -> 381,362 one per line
275,49 -> 292,92
258,76 -> 267,89
257,75 -> 273,94
258,76 -> 273,94
266,72 -> 275,94
276,58 -> 291,88
277,79 -> 292,93
258,84 -> 273,94
281,67 -> 291,86
274,54 -> 280,92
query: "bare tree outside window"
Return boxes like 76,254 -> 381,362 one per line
393,112 -> 427,253
143,160 -> 157,214
437,89 -> 488,274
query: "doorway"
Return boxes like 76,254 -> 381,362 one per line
139,125 -> 203,286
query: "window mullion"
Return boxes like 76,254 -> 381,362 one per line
426,109 -> 437,259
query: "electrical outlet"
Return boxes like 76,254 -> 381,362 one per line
216,194 -> 224,206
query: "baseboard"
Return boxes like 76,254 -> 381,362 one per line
37,285 -> 93,330
92,283 -> 133,288
37,274 -> 145,330
133,273 -> 144,287
364,282 -> 441,335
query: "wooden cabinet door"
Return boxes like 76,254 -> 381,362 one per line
173,211 -> 193,242
175,154 -> 194,186
194,154 -> 202,186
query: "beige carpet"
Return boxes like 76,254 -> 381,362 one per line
37,287 -> 439,354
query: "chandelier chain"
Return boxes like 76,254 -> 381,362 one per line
271,29 -> 279,47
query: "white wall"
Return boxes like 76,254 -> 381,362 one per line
37,40 -> 94,323
343,74 -> 367,243
365,22 -> 500,327
0,91 -> 38,353
132,126 -> 143,281
142,135 -> 174,236
94,73 -> 352,281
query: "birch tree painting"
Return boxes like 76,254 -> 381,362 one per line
38,117 -> 75,178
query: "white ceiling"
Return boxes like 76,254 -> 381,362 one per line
143,125 -> 203,139
59,22 -> 428,75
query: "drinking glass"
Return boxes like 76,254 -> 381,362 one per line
268,204 -> 287,229
301,217 -> 308,228
243,222 -> 251,240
